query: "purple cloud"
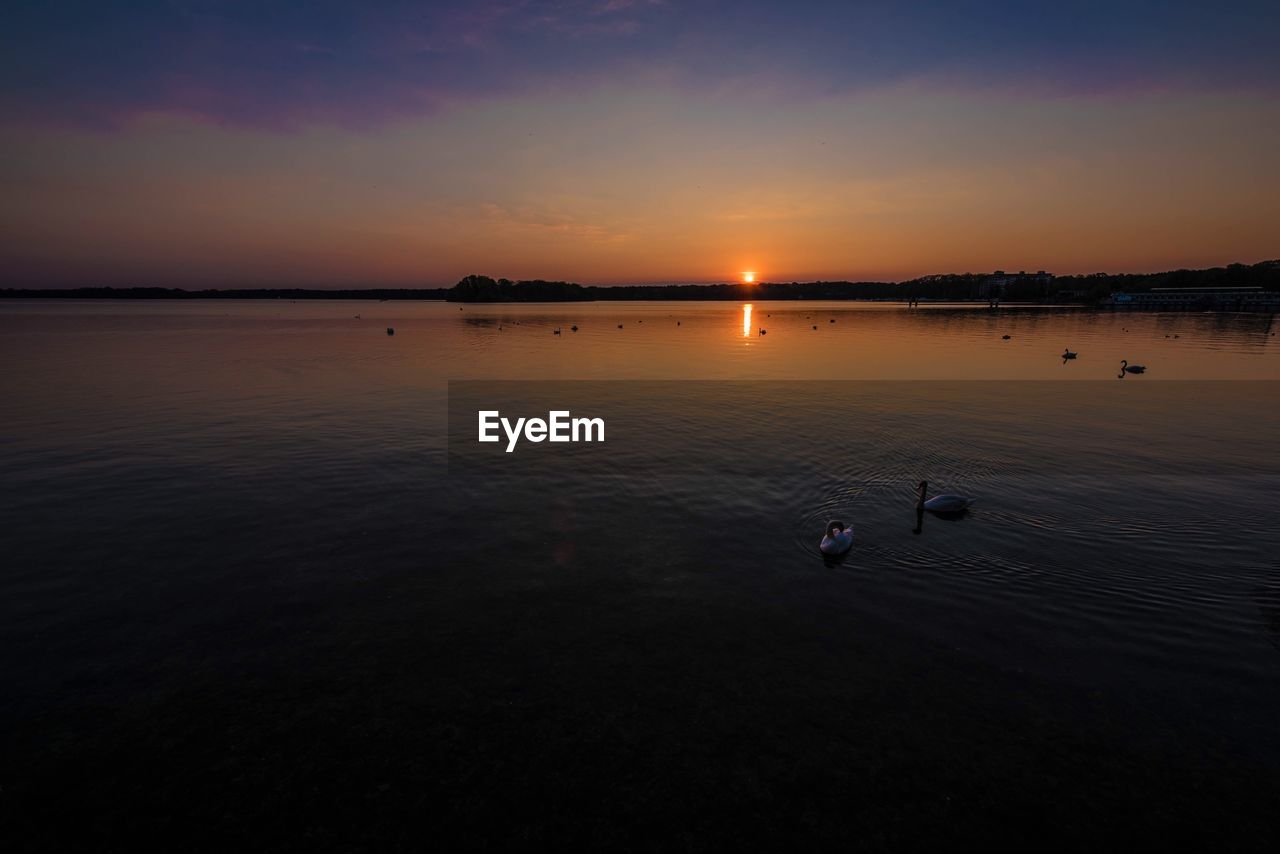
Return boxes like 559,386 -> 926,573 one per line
2,0 -> 1277,131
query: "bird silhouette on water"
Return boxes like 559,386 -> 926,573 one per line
1118,360 -> 1147,377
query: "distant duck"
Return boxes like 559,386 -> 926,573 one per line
917,481 -> 972,514
1119,360 -> 1146,376
819,521 -> 854,556
1002,334 -> 1012,340
386,327 -> 395,336
570,325 -> 578,331
829,318 -> 835,323
812,325 -> 818,330
1062,349 -> 1077,359
553,327 -> 561,335
354,314 -> 361,319
759,328 -> 767,335
617,324 -> 624,329
677,321 -> 681,326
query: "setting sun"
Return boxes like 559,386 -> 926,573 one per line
742,272 -> 756,283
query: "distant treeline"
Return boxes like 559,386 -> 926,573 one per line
0,287 -> 451,300
451,276 -> 589,302
449,262 -> 1280,302
4,260 -> 1277,302
449,275 -> 946,302
1053,261 -> 1280,300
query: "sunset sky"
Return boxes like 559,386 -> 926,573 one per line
3,1 -> 1278,287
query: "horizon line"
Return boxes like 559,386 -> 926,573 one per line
5,257 -> 1278,292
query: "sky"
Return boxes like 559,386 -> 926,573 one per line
2,0 -> 1278,287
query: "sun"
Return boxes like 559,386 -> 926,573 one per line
742,271 -> 756,284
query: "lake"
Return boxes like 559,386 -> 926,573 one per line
2,299 -> 1279,850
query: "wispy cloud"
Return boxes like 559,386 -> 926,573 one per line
1,1 -> 1277,132
479,201 -> 635,242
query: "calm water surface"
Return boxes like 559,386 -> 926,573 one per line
3,300 -> 1279,850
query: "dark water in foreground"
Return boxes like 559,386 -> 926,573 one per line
2,300 -> 1279,850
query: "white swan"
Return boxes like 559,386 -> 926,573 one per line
819,521 -> 854,555
918,481 -> 972,513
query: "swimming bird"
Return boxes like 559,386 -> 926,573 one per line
1120,359 -> 1146,375
917,481 -> 972,514
354,314 -> 361,319
553,327 -> 561,335
812,325 -> 818,330
617,324 -> 623,329
1062,349 -> 1077,359
759,328 -> 767,335
386,327 -> 395,336
819,521 -> 854,556
677,321 -> 681,326
1002,334 -> 1012,340
829,318 -> 835,323
570,325 -> 578,331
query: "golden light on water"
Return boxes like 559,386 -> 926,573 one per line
742,272 -> 756,283
742,303 -> 752,338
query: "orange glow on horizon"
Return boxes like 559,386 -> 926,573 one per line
3,89 -> 1278,289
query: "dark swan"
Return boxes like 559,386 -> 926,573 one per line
917,480 -> 972,514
